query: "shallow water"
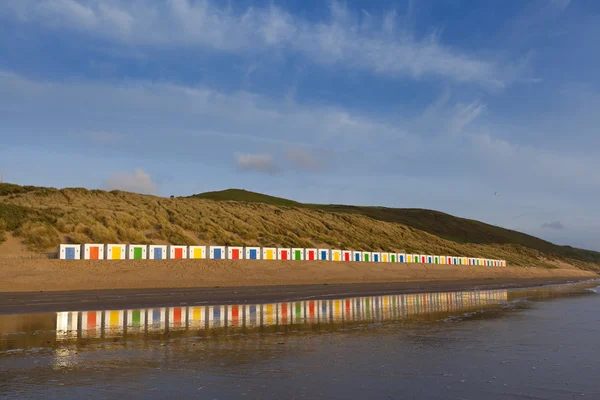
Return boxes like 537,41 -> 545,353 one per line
1,282 -> 599,399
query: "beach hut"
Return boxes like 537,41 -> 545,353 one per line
362,252 -> 371,262
406,254 -> 413,263
209,246 -> 226,260
81,244 -> 104,260
277,248 -> 290,260
398,253 -> 406,263
381,253 -> 389,263
189,246 -> 207,259
427,255 -> 433,264
331,250 -> 342,261
462,257 -> 468,265
305,249 -> 317,261
446,256 -> 453,265
292,248 -> 304,261
127,244 -> 146,260
342,250 -> 352,262
434,256 -> 440,264
148,245 -> 167,260
263,248 -> 277,260
318,249 -> 330,261
245,247 -> 261,260
372,252 -> 381,262
105,244 -> 126,260
59,244 -> 81,260
353,251 -> 362,262
169,245 -> 188,259
390,253 -> 397,263
227,246 -> 244,260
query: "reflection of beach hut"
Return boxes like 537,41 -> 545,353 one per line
292,248 -> 304,261
318,249 -> 330,261
278,302 -> 292,325
263,248 -> 277,260
189,246 -> 206,259
209,246 -> 226,260
362,252 -> 371,262
169,245 -> 188,259
305,248 -> 317,261
187,306 -> 206,329
148,245 -> 167,260
59,244 -> 81,260
127,244 -> 146,260
126,309 -> 146,331
169,307 -> 186,330
227,246 -> 243,260
278,248 -> 290,260
147,308 -> 166,333
228,305 -> 243,327
342,250 -> 352,262
353,251 -> 362,262
105,244 -> 126,260
245,247 -> 260,260
331,250 -> 342,261
82,244 -> 104,260
208,306 -> 225,328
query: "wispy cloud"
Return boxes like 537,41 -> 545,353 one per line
235,153 -> 279,175
0,0 -> 504,86
103,168 -> 158,194
285,146 -> 331,171
541,221 -> 565,230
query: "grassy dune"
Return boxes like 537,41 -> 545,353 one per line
0,183 -> 599,271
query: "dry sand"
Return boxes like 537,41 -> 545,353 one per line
0,258 -> 595,293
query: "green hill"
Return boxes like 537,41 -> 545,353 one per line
191,189 -> 600,265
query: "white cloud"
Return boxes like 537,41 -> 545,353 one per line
103,168 -> 158,194
0,0 -> 503,85
541,221 -> 564,230
285,146 -> 331,171
235,153 -> 279,174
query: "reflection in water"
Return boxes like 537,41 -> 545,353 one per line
1,289 -> 507,352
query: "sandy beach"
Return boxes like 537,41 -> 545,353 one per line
0,258 -> 595,294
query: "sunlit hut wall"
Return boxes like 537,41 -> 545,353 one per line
245,246 -> 261,260
58,244 -> 81,260
342,250 -> 352,262
126,244 -> 146,260
168,245 -> 188,260
82,243 -> 104,260
209,246 -> 226,260
262,247 -> 277,260
188,246 -> 206,259
227,246 -> 243,260
305,248 -> 317,261
277,248 -> 291,261
331,249 -> 342,261
105,244 -> 126,260
318,249 -> 330,261
292,248 -> 304,261
148,245 -> 167,260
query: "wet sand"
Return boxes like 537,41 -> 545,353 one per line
1,277 -> 597,314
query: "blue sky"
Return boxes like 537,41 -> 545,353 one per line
0,0 -> 599,251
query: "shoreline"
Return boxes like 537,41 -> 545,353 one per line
1,278 -> 596,314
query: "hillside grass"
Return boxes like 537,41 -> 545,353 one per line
192,189 -> 600,265
0,183 -> 598,271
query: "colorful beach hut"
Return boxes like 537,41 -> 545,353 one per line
342,250 -> 352,262
318,249 -> 330,261
277,248 -> 290,261
331,250 -> 342,261
263,248 -> 277,260
58,244 -> 81,260
169,245 -> 188,259
105,244 -> 126,260
81,244 -> 104,260
127,244 -> 146,260
362,252 -> 371,262
398,253 -> 406,263
209,246 -> 226,260
305,248 -> 317,261
245,247 -> 260,260
353,251 -> 362,262
189,246 -> 206,259
372,252 -> 381,262
148,245 -> 167,260
227,247 -> 243,260
292,248 -> 304,261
